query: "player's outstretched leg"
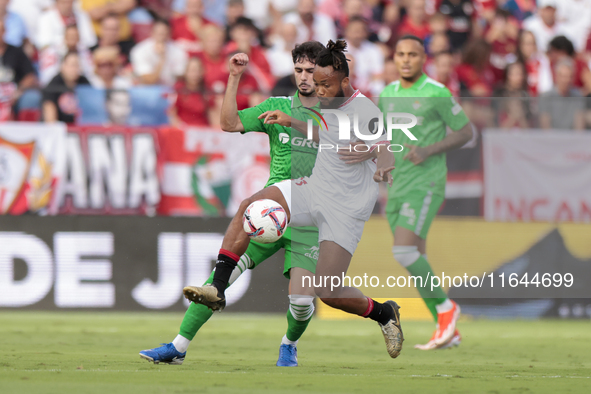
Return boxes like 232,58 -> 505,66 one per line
183,186 -> 289,310
276,267 -> 316,367
140,256 -> 252,364
391,227 -> 460,350
314,241 -> 404,359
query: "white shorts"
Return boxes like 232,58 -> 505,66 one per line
273,178 -> 365,255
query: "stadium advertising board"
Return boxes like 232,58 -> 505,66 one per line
483,130 -> 591,222
0,216 -> 287,312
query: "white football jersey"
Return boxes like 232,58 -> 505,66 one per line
307,91 -> 388,220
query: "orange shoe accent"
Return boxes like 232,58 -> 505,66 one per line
433,300 -> 461,346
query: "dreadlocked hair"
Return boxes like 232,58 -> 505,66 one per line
315,39 -> 349,77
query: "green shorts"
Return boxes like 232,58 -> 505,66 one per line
386,190 -> 444,239
244,226 -> 319,279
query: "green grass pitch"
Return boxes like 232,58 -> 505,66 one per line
0,312 -> 589,393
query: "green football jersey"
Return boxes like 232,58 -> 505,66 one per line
378,73 -> 469,197
238,92 -> 319,187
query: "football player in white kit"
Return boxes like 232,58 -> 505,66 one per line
184,40 -> 404,359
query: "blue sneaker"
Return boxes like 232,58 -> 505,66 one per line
276,344 -> 298,367
139,343 -> 186,365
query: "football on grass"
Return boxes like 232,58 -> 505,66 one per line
243,199 -> 287,243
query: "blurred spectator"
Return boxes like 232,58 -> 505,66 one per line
424,32 -> 450,76
0,19 -> 37,121
173,0 -> 228,25
171,0 -> 216,56
546,35 -> 591,95
437,0 -> 473,51
42,51 -> 90,124
8,0 -> 51,47
493,61 -> 532,129
456,38 -> 494,96
138,0 -> 174,20
225,0 -> 245,26
539,58 -> 586,130
267,23 -> 298,79
321,0 -> 373,38
397,0 -> 430,40
0,0 -> 28,47
431,51 -> 460,97
39,24 -> 95,86
80,0 -> 135,41
382,58 -> 399,86
484,9 -> 518,83
556,0 -> 591,52
522,0 -> 570,54
226,17 -> 274,92
198,24 -> 227,92
501,0 -> 535,22
105,89 -> 132,125
37,0 -> 97,49
241,0 -> 297,31
89,46 -> 132,89
344,16 -> 384,95
170,56 -> 211,126
516,29 -> 551,96
130,18 -> 188,85
89,14 -> 135,65
283,0 -> 336,45
424,12 -> 448,49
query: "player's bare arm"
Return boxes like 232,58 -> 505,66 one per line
374,147 -> 395,186
220,53 -> 249,132
259,110 -> 321,143
404,122 -> 472,165
338,141 -> 378,164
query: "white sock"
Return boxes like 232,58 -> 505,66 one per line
172,335 -> 191,353
281,335 -> 298,347
435,299 -> 454,314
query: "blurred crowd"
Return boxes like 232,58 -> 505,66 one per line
1,0 -> 591,130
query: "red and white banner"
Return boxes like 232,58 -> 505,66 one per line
0,122 -> 66,215
59,126 -> 161,215
158,127 -> 270,216
483,130 -> 591,222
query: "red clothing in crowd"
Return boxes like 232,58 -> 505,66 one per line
173,81 -> 210,126
525,57 -> 542,96
456,63 -> 495,96
397,17 -> 431,40
171,15 -> 216,56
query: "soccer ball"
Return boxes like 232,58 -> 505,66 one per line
243,199 -> 287,243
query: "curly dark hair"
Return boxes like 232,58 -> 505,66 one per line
315,39 -> 349,77
291,41 -> 325,65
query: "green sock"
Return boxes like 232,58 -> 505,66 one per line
178,271 -> 215,340
405,255 -> 447,322
285,297 -> 314,342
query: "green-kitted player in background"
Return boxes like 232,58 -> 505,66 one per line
140,41 -> 325,367
380,35 -> 472,350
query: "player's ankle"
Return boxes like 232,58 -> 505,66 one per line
363,298 -> 392,325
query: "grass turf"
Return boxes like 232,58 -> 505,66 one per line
0,312 -> 590,393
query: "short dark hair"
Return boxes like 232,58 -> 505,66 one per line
396,34 -> 425,48
549,35 -> 575,57
315,39 -> 349,77
292,41 -> 325,65
153,17 -> 170,28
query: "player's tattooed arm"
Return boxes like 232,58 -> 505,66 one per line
374,148 -> 395,186
220,53 -> 249,132
404,122 -> 473,165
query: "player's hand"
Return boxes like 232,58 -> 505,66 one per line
229,53 -> 249,76
258,110 -> 291,127
338,141 -> 375,164
403,144 -> 430,165
374,165 -> 395,186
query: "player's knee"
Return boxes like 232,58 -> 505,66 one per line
288,295 -> 315,321
392,245 -> 421,268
